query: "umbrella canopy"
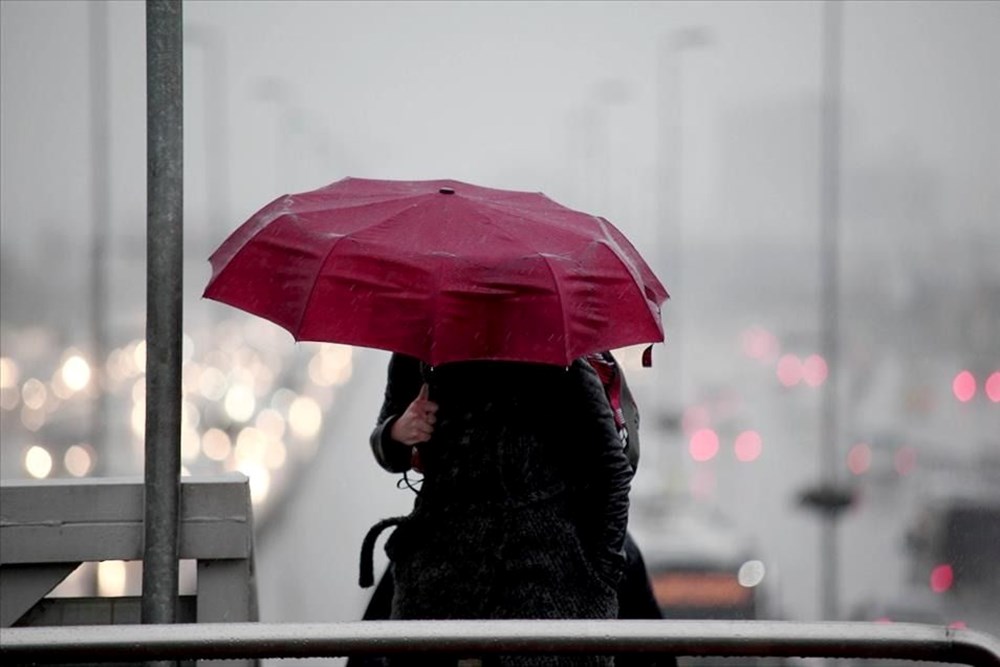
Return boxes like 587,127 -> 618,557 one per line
204,177 -> 668,367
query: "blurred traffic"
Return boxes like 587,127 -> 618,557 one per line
1,1 -> 998,657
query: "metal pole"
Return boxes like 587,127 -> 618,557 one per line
88,0 -> 110,476
142,0 -> 183,629
818,0 -> 844,623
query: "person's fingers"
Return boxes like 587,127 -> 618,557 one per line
417,383 -> 430,401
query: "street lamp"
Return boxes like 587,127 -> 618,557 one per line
797,0 -> 853,628
581,77 -> 631,215
656,26 -> 713,435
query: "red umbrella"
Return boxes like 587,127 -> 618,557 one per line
204,177 -> 668,367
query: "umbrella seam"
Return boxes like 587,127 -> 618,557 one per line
292,201 -> 427,339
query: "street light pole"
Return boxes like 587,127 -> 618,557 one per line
818,0 -> 845,623
88,0 -> 110,475
656,27 -> 711,433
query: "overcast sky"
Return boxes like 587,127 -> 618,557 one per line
1,0 -> 998,335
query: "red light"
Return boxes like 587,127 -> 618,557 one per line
986,371 -> 1000,403
689,428 -> 720,462
952,370 -> 976,402
741,326 -> 779,362
930,564 -> 954,593
894,446 -> 917,476
847,442 -> 872,475
802,354 -> 828,387
734,430 -> 762,462
873,616 -> 893,624
777,354 -> 803,387
948,621 -> 967,630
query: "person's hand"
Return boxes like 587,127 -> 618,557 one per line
390,383 -> 438,445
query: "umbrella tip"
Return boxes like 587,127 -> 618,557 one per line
438,187 -> 455,195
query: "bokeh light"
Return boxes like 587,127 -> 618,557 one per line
0,357 -> 21,388
224,383 -> 256,422
740,326 -> 779,362
985,371 -> 1000,403
847,442 -> 872,475
288,395 -> 322,440
21,378 -> 47,410
61,354 -> 92,392
734,430 -> 763,462
25,445 -> 53,478
64,444 -> 94,477
930,564 -> 954,593
776,354 -> 803,387
201,428 -> 233,462
97,560 -> 128,597
738,560 -> 766,587
952,370 -> 976,403
689,428 -> 720,462
801,354 -> 828,387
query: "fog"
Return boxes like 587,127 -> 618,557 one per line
2,0 -> 998,658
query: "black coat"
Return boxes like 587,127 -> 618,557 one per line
367,354 -> 632,634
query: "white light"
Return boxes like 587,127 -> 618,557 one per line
264,440 -> 287,470
64,444 -> 94,477
255,408 -> 286,441
202,428 -> 232,461
236,462 -> 271,505
132,378 -> 146,404
0,387 -> 19,410
97,560 -> 128,597
61,355 -> 92,392
288,396 -> 322,440
181,427 -> 201,462
182,333 -> 195,364
25,445 -> 53,478
235,427 -> 267,464
21,406 -> 46,432
0,357 -> 20,388
21,378 -> 47,410
224,384 -> 255,422
133,340 -> 147,372
198,366 -> 228,401
130,402 -> 145,439
738,560 -> 766,588
182,400 -> 201,430
308,344 -> 354,387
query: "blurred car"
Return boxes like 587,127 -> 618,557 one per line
628,491 -> 785,667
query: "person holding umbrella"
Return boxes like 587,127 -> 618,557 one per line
358,351 -> 632,666
203,177 -> 670,665
354,350 -> 674,667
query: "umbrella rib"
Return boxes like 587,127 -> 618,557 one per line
291,202 -> 425,339
531,250 -> 573,365
590,236 -> 667,344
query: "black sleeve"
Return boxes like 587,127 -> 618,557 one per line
370,353 -> 424,473
568,358 -> 634,587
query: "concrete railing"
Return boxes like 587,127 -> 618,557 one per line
2,619 -> 999,665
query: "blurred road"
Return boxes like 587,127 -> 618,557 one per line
255,347 -> 411,666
